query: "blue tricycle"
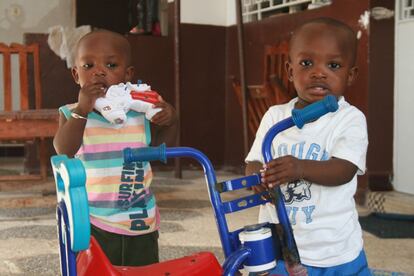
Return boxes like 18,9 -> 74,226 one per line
51,96 -> 338,275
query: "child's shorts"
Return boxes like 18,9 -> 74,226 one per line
250,250 -> 371,276
91,224 -> 159,266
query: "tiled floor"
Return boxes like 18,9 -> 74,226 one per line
0,159 -> 413,275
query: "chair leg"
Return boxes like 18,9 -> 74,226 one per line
39,138 -> 48,180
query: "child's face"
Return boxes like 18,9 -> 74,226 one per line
286,23 -> 358,108
72,32 -> 134,89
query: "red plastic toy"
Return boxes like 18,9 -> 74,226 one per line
130,90 -> 160,104
77,237 -> 222,276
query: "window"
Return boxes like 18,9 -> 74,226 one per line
242,0 -> 329,23
400,0 -> 414,21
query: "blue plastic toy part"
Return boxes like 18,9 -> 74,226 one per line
124,146 -> 285,275
124,143 -> 166,164
261,95 -> 339,265
292,94 -> 339,129
238,225 -> 277,272
51,155 -> 90,252
123,145 -> 281,272
124,146 -> 238,256
122,96 -> 339,275
57,200 -> 77,276
222,247 -> 251,276
262,95 -> 339,163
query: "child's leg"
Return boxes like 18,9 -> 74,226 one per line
91,225 -> 159,266
91,224 -> 123,265
123,230 -> 159,266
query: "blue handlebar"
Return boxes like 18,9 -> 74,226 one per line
124,146 -> 233,257
124,143 -> 167,164
263,95 -> 338,163
261,95 -> 338,264
292,94 -> 338,129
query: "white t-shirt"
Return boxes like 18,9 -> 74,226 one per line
245,96 -> 368,267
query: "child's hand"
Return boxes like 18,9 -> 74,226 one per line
75,83 -> 107,115
252,182 -> 273,202
252,167 -> 269,196
261,155 -> 304,188
150,96 -> 176,126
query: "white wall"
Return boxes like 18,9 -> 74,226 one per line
227,0 -> 237,26
394,5 -> 414,194
169,0 -> 237,26
0,0 -> 75,44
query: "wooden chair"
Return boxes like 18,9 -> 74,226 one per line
231,78 -> 274,137
263,42 -> 296,104
0,43 -> 59,180
232,42 -> 296,139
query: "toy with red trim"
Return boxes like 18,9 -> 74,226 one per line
94,81 -> 162,125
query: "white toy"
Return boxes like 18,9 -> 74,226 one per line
94,82 -> 162,125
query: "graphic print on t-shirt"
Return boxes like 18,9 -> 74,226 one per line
277,141 -> 328,225
283,179 -> 311,204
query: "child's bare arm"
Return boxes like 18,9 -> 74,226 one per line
150,97 -> 177,147
262,156 -> 357,188
53,83 -> 106,157
53,111 -> 86,157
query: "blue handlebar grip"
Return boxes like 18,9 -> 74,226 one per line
292,94 -> 338,129
123,143 -> 167,164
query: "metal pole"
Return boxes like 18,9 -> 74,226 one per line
174,0 -> 182,178
236,0 -> 249,156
